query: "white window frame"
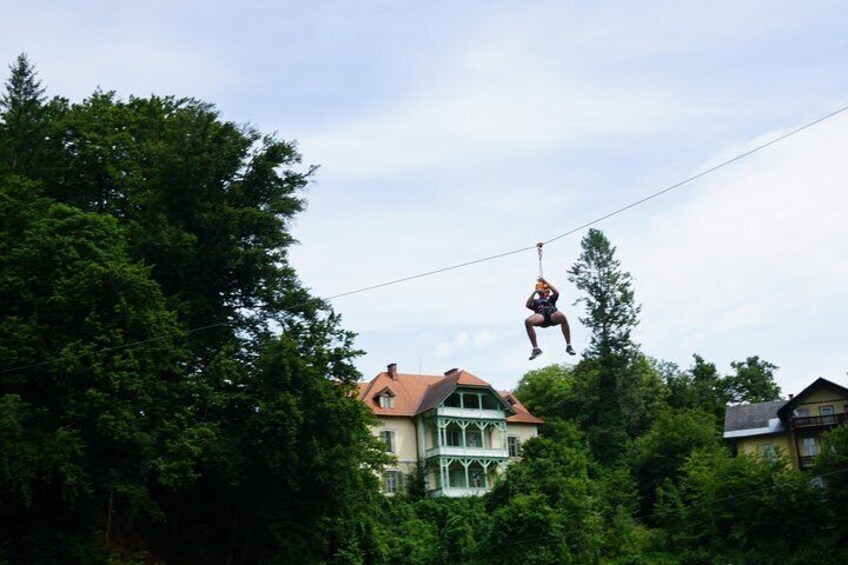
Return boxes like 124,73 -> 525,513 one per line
469,468 -> 485,488
802,437 -> 818,457
378,394 -> 394,409
757,443 -> 777,460
820,405 -> 835,424
384,470 -> 399,494
507,436 -> 520,457
380,430 -> 396,453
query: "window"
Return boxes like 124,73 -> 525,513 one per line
380,430 -> 396,453
464,394 -> 480,409
448,465 -> 465,487
378,394 -> 394,409
446,428 -> 461,447
466,429 -> 482,448
469,468 -> 485,488
481,394 -> 499,410
508,436 -> 520,457
757,443 -> 777,460
802,437 -> 818,457
444,393 -> 461,407
820,405 -> 835,424
384,470 -> 399,494
795,408 -> 810,418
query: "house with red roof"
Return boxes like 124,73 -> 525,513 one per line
358,363 -> 543,497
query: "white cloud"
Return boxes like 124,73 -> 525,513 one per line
435,331 -> 469,358
474,330 -> 495,349
626,113 -> 848,387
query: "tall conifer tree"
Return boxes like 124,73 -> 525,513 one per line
0,53 -> 48,176
568,228 -> 642,463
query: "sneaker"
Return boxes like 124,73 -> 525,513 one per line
529,348 -> 543,360
566,345 -> 576,355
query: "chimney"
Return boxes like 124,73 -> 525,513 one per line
444,368 -> 459,376
788,394 -> 794,400
387,363 -> 398,380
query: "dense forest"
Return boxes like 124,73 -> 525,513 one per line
1,54 -> 846,564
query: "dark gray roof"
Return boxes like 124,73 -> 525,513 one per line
723,400 -> 789,433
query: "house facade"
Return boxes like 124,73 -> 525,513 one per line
358,364 -> 543,497
723,377 -> 848,469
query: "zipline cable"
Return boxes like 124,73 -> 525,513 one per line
543,102 -> 848,245
325,102 -> 848,298
1,103 -> 846,375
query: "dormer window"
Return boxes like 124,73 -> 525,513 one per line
375,388 -> 395,409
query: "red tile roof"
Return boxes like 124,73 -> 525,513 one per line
358,367 -> 543,425
500,392 -> 545,424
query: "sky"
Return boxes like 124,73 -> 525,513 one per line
2,1 -> 847,394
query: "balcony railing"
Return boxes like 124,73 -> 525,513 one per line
436,406 -> 505,419
425,445 -> 508,459
429,486 -> 489,498
798,455 -> 816,469
792,413 -> 848,428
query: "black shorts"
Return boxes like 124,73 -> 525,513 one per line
540,309 -> 556,327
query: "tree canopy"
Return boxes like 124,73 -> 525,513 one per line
0,54 -> 843,565
0,54 -> 383,564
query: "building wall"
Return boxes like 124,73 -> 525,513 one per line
506,422 -> 539,449
792,389 -> 848,415
375,416 -> 419,477
370,415 -> 541,496
736,433 -> 795,462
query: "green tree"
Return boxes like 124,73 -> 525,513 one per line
483,422 -> 647,564
814,425 -> 848,545
567,228 -> 640,361
654,448 -> 839,563
567,228 -> 643,464
664,354 -> 780,428
633,409 -> 718,514
0,53 -> 45,175
664,354 -> 728,425
513,364 -> 585,423
0,57 -> 386,563
50,92 -> 316,353
0,54 -> 66,178
725,356 -> 781,404
0,176 -> 203,560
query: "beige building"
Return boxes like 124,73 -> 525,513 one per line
723,377 -> 848,469
358,364 -> 543,497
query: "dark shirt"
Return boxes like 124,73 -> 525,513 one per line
532,295 -> 558,315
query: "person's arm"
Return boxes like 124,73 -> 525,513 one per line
526,292 -> 537,310
539,277 -> 559,299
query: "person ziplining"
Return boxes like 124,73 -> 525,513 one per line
525,242 -> 576,360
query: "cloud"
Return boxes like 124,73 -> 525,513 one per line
474,330 -> 496,349
626,112 -> 848,388
299,12 -> 699,181
435,332 -> 469,358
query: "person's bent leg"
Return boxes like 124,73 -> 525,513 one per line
525,315 -> 541,348
525,315 -> 544,359
552,312 -> 575,355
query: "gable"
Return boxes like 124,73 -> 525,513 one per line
777,378 -> 848,419
442,387 -> 512,412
